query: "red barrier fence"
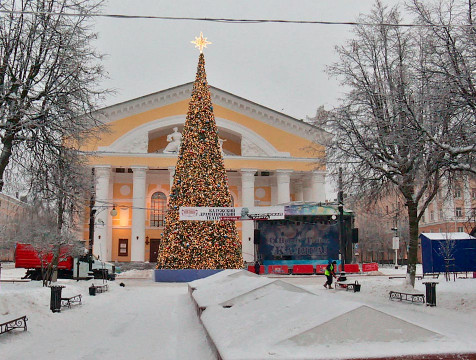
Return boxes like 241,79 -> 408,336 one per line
268,265 -> 289,275
362,262 -> 379,272
344,264 -> 360,273
247,265 -> 264,274
316,264 -> 327,274
292,265 -> 314,275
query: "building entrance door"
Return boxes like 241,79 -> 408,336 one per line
149,239 -> 161,263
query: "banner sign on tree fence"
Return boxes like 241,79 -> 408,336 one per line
179,206 -> 285,221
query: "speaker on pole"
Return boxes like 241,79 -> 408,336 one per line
254,229 -> 261,244
352,228 -> 359,243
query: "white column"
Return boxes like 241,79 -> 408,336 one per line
294,177 -> 304,202
276,170 -> 292,204
94,166 -> 111,261
168,166 -> 176,189
303,174 -> 312,201
241,169 -> 257,263
271,184 -> 277,205
311,171 -> 326,202
131,166 -> 147,262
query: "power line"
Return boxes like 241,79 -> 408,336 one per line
0,9 -> 473,28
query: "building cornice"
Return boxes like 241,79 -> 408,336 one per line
84,151 -> 321,163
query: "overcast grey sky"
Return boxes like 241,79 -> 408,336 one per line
94,0 -> 403,120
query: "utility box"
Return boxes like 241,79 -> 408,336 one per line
420,233 -> 476,274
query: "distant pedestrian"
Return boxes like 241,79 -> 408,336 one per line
254,261 -> 261,275
323,261 -> 337,289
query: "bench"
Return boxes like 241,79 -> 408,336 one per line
95,284 -> 108,293
0,316 -> 28,335
61,294 -> 82,308
422,273 -> 440,279
389,291 -> 424,303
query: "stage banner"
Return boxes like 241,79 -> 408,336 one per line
179,206 -> 285,221
258,221 -> 340,261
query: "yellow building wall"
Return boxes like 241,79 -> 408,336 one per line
148,135 -> 168,153
255,186 -> 271,204
222,139 -> 241,155
81,98 -> 325,164
112,228 -> 132,262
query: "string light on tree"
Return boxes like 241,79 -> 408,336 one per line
157,33 -> 242,270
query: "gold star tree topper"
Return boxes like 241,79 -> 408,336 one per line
191,32 -> 212,53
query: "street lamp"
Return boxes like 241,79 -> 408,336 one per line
110,205 -> 118,217
338,167 -> 345,271
391,227 -> 399,269
88,203 -> 118,258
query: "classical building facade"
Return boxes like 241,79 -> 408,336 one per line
82,83 -> 329,263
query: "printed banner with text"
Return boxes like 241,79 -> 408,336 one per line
179,206 -> 285,221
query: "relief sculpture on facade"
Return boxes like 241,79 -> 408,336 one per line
241,137 -> 267,157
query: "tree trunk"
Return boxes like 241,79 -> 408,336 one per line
406,199 -> 419,287
0,133 -> 15,192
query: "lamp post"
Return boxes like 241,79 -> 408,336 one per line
88,195 -> 96,257
88,202 -> 117,262
391,227 -> 399,269
338,167 -> 346,271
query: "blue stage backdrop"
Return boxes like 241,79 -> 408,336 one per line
257,221 -> 339,261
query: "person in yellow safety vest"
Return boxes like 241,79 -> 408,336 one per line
323,261 -> 337,289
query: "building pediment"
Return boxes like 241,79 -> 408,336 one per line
94,83 -> 331,146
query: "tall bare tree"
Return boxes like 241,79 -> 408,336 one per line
0,0 -> 106,192
326,1 -> 455,286
410,0 -> 476,174
27,146 -> 90,232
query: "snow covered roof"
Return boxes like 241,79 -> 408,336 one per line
420,232 -> 476,240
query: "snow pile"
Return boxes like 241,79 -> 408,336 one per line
188,269 -> 243,291
191,270 -> 272,309
194,268 -> 476,359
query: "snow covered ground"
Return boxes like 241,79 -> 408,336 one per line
0,264 -> 214,360
1,263 -> 475,359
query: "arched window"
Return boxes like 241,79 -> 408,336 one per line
230,195 -> 234,207
150,192 -> 167,227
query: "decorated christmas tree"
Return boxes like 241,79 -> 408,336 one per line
156,34 -> 243,269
